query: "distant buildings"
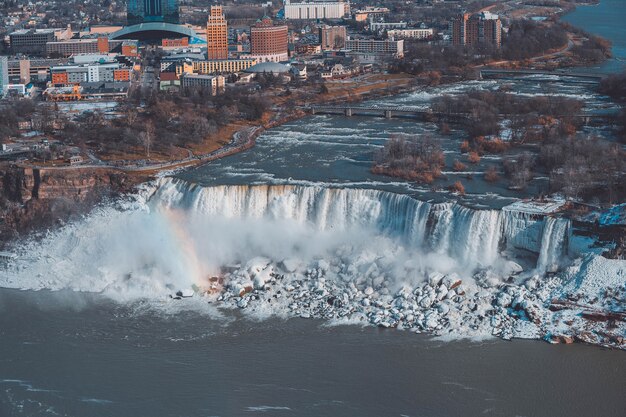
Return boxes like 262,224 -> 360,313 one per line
250,17 -> 289,62
345,39 -> 404,58
369,21 -> 407,34
7,58 -> 66,84
180,73 -> 225,95
162,37 -> 189,48
450,12 -> 502,48
206,5 -> 228,60
353,7 -> 389,22
9,26 -> 73,54
284,0 -> 350,20
387,28 -> 433,41
175,58 -> 257,76
127,0 -> 179,25
46,38 -> 125,57
0,57 -> 9,95
319,25 -> 347,51
49,55 -> 132,86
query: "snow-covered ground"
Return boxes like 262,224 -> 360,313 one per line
2,177 -> 624,349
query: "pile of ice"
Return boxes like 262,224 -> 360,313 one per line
203,253 -> 624,349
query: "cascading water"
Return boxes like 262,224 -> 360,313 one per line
153,178 -> 568,273
2,177 -> 572,298
536,217 -> 570,273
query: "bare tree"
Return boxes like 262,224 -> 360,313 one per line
140,121 -> 154,158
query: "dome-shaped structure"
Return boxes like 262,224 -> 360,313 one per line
244,62 -> 290,75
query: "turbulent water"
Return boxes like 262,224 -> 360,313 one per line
2,178 -> 570,297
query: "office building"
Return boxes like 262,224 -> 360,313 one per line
206,5 -> 228,60
9,26 -> 73,54
250,17 -> 288,62
284,0 -> 349,20
319,25 -> 346,51
127,0 -> 180,25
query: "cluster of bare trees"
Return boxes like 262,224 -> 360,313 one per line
372,134 -> 445,183
0,99 -> 36,141
539,135 -> 625,202
59,88 -> 268,158
433,91 -> 583,141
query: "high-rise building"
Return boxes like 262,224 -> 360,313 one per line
0,56 -> 9,95
450,12 -> 501,48
250,17 -> 288,62
319,25 -> 346,51
206,5 -> 228,60
127,0 -> 180,25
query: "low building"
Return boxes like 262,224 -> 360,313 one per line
345,38 -> 404,58
160,53 -> 206,72
46,38 -> 124,57
159,72 -> 180,90
162,37 -> 189,48
244,61 -> 291,76
290,63 -> 307,80
180,73 -> 225,94
7,58 -> 66,84
369,21 -> 407,34
68,155 -> 83,165
353,7 -> 389,22
295,43 -> 322,55
387,28 -> 433,40
50,61 -> 132,85
9,26 -> 73,54
174,58 -> 258,76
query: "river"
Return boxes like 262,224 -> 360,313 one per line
562,0 -> 626,74
2,2 -> 625,417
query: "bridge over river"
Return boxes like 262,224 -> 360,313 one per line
479,69 -> 608,83
303,105 -> 610,126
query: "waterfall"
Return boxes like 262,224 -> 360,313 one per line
152,178 -> 570,272
536,217 -> 570,273
2,177 -> 576,295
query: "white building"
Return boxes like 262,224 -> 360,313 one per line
369,21 -> 407,34
284,0 -> 350,20
387,28 -> 433,40
180,73 -> 225,95
345,38 -> 404,58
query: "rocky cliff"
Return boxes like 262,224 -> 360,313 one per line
0,165 -> 148,246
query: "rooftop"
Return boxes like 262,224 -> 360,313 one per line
244,61 -> 290,74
